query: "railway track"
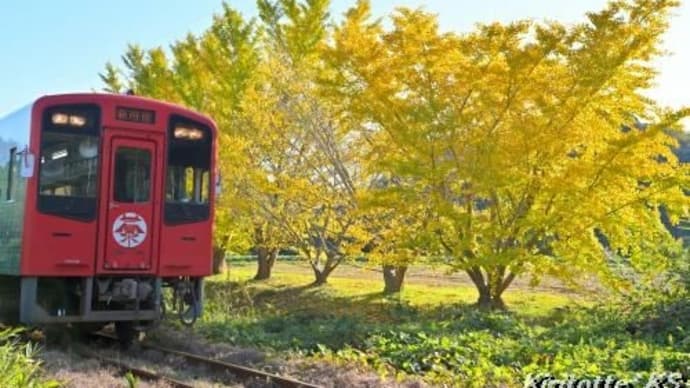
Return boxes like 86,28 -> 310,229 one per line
83,332 -> 321,388
75,347 -> 195,388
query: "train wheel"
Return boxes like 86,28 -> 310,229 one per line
115,321 -> 137,349
133,291 -> 166,332
67,322 -> 105,343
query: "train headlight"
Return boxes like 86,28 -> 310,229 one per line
51,112 -> 87,127
69,115 -> 86,127
174,126 -> 204,140
51,113 -> 69,125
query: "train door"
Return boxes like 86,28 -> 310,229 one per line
98,129 -> 162,272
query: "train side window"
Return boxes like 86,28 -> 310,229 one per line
165,115 -> 212,224
113,147 -> 151,203
166,166 -> 209,204
37,104 -> 100,221
6,147 -> 16,201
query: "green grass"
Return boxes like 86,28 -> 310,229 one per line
0,328 -> 58,388
198,261 -> 690,387
216,261 -> 583,312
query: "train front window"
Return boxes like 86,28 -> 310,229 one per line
165,116 -> 211,224
113,147 -> 151,203
38,105 -> 100,221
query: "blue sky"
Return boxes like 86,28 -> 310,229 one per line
1,1 -> 687,117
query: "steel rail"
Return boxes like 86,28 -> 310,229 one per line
76,346 -> 195,388
138,341 -> 322,388
90,332 -> 322,388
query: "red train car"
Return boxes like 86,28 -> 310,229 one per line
0,93 -> 217,338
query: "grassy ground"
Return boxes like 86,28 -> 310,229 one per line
217,261 -> 587,317
198,261 -> 690,387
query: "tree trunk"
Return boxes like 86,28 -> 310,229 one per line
311,261 -> 335,286
212,245 -> 227,274
254,248 -> 278,280
476,287 -> 506,310
467,267 -> 510,310
382,265 -> 408,294
310,253 -> 342,286
312,269 -> 330,286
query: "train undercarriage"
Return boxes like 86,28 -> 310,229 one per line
0,275 -> 203,344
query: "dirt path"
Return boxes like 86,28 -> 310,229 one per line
236,260 -> 598,296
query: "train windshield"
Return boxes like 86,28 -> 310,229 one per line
165,116 -> 211,224
38,106 -> 100,221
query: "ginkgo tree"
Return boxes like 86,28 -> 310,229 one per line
243,0 -> 369,285
103,0 -> 689,304
103,0 -> 369,285
326,0 -> 690,308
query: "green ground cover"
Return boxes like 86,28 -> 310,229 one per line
198,262 -> 690,387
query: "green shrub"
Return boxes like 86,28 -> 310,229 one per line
0,328 -> 58,388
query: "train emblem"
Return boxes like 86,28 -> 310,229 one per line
112,212 -> 148,248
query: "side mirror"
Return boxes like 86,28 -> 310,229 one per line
20,151 -> 35,178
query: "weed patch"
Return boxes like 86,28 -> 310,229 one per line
198,263 -> 690,387
0,328 -> 58,388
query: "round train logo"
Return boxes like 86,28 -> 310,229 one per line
112,212 -> 148,248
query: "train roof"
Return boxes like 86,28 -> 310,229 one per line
0,93 -> 217,135
37,93 -> 217,130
